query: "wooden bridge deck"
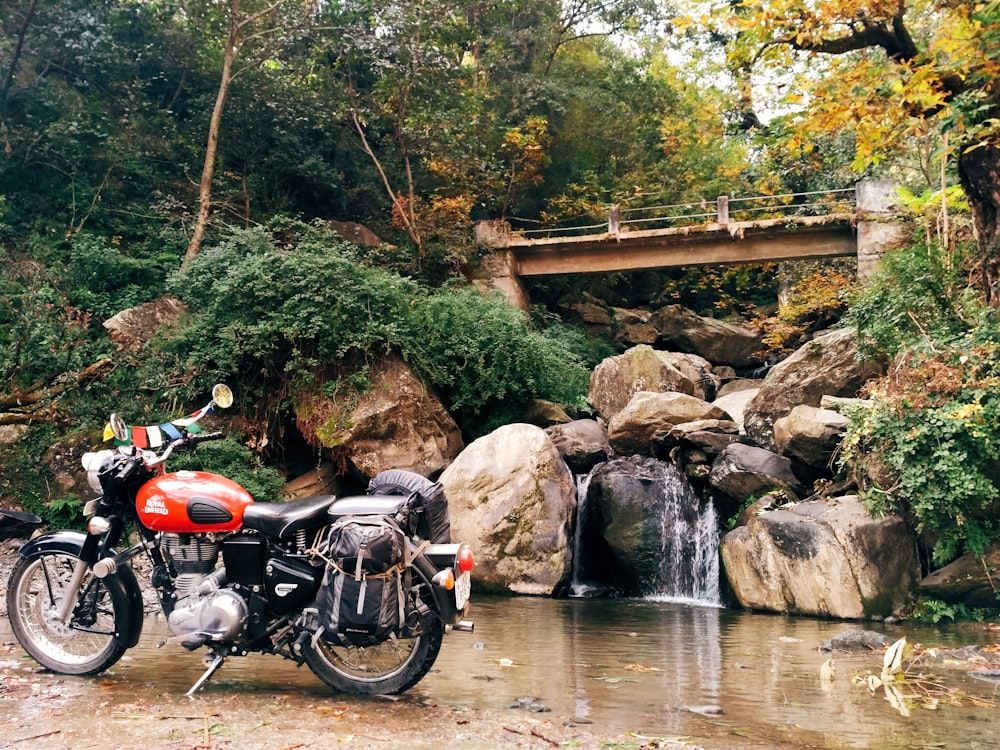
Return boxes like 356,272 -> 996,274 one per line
476,188 -> 863,276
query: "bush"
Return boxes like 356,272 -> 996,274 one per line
402,286 -> 590,436
839,241 -> 1000,564
844,240 -> 980,361
162,219 -> 417,401
167,436 -> 286,502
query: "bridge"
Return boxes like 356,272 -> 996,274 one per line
474,181 -> 908,307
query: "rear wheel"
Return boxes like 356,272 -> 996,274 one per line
6,551 -> 128,675
303,617 -> 444,695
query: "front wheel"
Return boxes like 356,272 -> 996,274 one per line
302,618 -> 444,695
6,551 -> 129,675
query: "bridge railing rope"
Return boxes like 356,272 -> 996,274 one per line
511,187 -> 856,240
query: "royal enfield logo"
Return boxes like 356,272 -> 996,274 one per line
142,497 -> 169,516
274,583 -> 298,597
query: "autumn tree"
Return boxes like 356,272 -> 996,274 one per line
716,0 -> 1000,302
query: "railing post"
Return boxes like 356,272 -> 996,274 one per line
717,195 -> 729,226
609,205 -> 620,238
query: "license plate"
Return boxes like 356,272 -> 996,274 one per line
455,570 -> 471,610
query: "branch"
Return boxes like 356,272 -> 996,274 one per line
349,108 -> 422,249
0,358 -> 113,424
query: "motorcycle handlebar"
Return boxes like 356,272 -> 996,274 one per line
144,431 -> 226,467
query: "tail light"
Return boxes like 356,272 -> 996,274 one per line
457,544 -> 474,573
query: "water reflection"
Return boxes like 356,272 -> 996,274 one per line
2,596 -> 997,749
417,596 -> 1000,748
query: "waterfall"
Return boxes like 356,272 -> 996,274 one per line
569,467 -> 599,598
570,458 -> 721,605
646,461 -> 721,606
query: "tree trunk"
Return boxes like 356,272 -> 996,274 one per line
182,7 -> 240,269
958,141 -> 1000,306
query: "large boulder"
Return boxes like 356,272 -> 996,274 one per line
294,356 -> 463,478
919,542 -> 1000,608
439,424 -> 576,595
545,419 -> 611,473
649,305 -> 764,368
611,307 -> 658,345
586,456 -> 718,598
608,391 -> 729,456
103,294 -> 187,351
588,345 -> 698,420
712,387 -> 760,434
709,442 -> 812,501
773,405 -> 850,468
743,328 -> 883,450
720,495 -> 919,619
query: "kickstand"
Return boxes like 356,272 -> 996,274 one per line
186,653 -> 226,698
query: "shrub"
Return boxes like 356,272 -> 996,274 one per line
839,241 -> 1000,564
402,286 -> 590,436
162,219 -> 417,401
844,240 -> 980,361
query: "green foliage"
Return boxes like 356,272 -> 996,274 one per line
67,233 -> 166,319
161,219 -> 416,401
0,254 -> 106,389
840,242 -> 1000,563
909,598 -> 990,624
0,426 -> 85,529
167,437 -> 285,502
402,287 -> 590,436
844,240 -> 981,361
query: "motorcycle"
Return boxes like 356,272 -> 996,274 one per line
5,384 -> 474,696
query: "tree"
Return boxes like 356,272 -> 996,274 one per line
182,0 -> 317,267
716,0 -> 1000,302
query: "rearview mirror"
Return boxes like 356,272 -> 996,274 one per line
109,413 -> 128,442
212,384 -> 234,409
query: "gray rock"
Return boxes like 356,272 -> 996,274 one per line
608,391 -> 728,456
294,355 -> 463,479
711,388 -> 760,434
589,345 -> 698,420
103,294 -> 187,351
721,495 -> 919,619
708,443 -> 811,501
649,305 -> 765,368
919,541 -> 1000,608
440,423 -> 576,596
546,419 -> 610,472
818,630 -> 893,652
773,404 -> 850,468
743,328 -> 883,450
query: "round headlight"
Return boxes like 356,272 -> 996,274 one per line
81,450 -> 115,493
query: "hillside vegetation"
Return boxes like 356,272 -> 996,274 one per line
2,0 -> 1000,572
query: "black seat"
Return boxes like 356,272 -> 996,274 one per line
242,495 -> 338,539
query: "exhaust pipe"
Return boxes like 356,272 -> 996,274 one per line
449,620 -> 475,633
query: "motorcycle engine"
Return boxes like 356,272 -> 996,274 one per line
161,533 -> 248,647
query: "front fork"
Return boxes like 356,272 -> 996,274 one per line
55,561 -> 91,624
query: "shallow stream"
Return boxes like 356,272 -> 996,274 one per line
2,595 -> 998,749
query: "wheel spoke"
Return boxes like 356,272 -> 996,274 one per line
7,551 -> 126,674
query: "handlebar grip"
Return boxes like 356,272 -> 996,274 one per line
188,431 -> 225,444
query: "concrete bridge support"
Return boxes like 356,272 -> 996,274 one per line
856,179 -> 912,278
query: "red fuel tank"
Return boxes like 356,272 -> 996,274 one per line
136,471 -> 254,533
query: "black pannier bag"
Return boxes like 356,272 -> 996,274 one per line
316,515 -> 408,646
366,469 -> 451,543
